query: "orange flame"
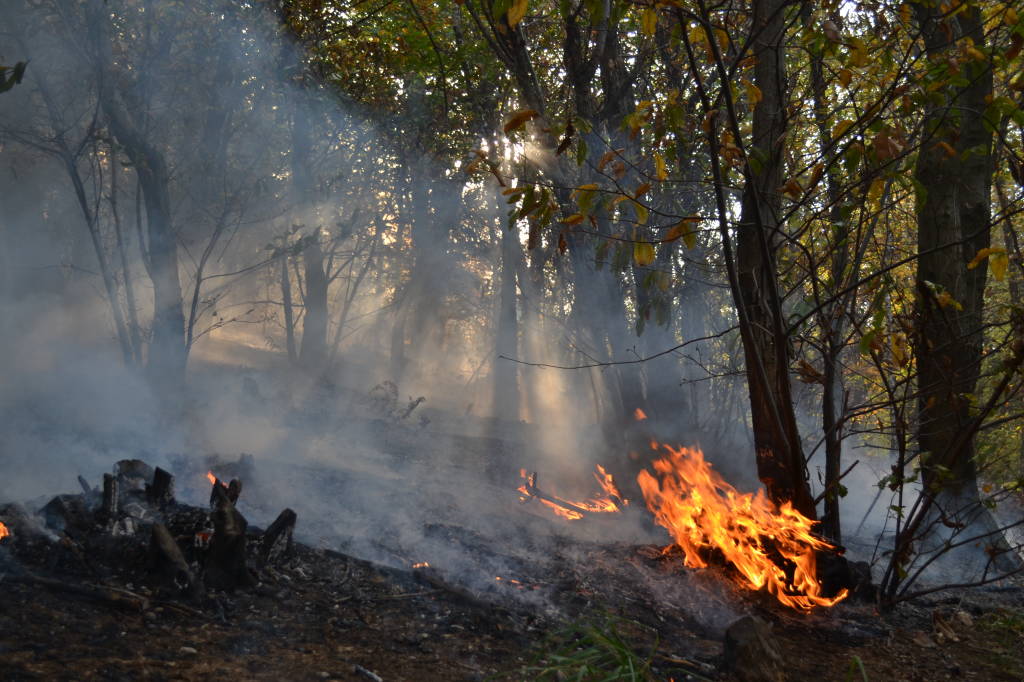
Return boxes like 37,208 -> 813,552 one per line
206,471 -> 217,486
637,443 -> 847,610
634,408 -> 647,421
0,521 -> 9,540
518,466 -> 626,521
412,562 -> 430,569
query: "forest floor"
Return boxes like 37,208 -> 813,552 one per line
2,532 -> 1024,682
2,363 -> 1024,680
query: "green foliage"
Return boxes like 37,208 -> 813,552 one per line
516,616 -> 658,682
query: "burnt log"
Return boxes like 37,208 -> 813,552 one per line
205,496 -> 253,590
100,473 -> 118,523
116,459 -> 154,490
77,475 -> 94,496
146,467 -> 175,507
149,523 -> 199,598
40,494 -> 90,534
722,616 -> 785,682
259,508 -> 296,567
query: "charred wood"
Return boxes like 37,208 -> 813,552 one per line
41,494 -> 90,535
4,572 -> 149,611
149,522 -> 199,598
77,475 -> 94,497
146,467 -> 175,507
100,473 -> 118,523
260,508 -> 296,567
205,496 -> 254,590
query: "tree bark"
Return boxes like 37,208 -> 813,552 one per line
734,0 -> 815,517
912,3 -> 992,507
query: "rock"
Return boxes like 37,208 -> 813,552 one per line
179,646 -> 198,655
722,616 -> 785,682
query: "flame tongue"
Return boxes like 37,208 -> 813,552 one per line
637,443 -> 848,610
0,521 -> 9,540
518,466 -> 626,521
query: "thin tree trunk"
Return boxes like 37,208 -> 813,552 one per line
733,0 -> 815,517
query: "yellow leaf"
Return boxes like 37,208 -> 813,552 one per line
848,37 -> 868,68
654,152 -> 667,181
777,178 -> 803,200
868,177 -> 885,202
967,246 -> 1006,269
575,183 -> 600,192
688,25 -> 707,50
1007,7 -> 1019,25
806,163 -> 825,190
503,109 -> 538,134
714,28 -> 730,51
937,291 -> 963,310
832,119 -> 855,140
631,200 -> 649,225
640,8 -> 658,36
562,213 -> 585,225
507,0 -> 528,27
991,252 -> 1009,281
663,218 -> 699,249
838,68 -> 853,88
634,182 -> 651,198
634,241 -> 655,266
742,78 -> 762,106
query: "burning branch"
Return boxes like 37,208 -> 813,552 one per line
517,466 -> 626,521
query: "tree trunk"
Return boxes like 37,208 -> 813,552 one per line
290,103 -> 328,371
912,3 -> 992,511
89,0 -> 185,391
734,0 -> 815,517
493,186 -> 521,420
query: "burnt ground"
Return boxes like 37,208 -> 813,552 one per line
2,403 -> 1024,681
2,523 -> 1024,682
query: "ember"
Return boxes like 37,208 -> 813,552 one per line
0,521 -> 9,540
517,465 -> 626,521
637,443 -> 848,610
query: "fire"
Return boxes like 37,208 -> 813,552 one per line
412,562 -> 430,569
0,521 -> 9,540
637,443 -> 847,610
517,465 -> 626,521
634,408 -> 647,420
206,471 -> 217,486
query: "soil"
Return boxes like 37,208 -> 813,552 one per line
1,424 -> 1023,682
3,526 -> 1024,681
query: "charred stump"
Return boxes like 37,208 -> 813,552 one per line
146,467 -> 175,508
205,494 -> 253,590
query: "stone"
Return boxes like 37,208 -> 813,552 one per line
722,616 -> 786,682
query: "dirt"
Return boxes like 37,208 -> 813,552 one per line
2,442 -> 1023,682
3,528 -> 1024,681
